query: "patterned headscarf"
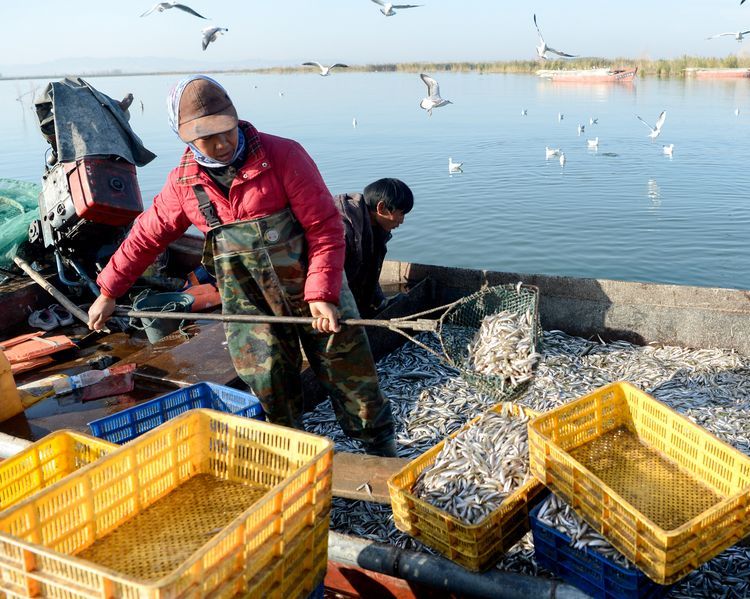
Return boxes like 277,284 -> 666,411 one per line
166,74 -> 245,168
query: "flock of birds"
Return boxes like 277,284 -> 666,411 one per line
139,0 -> 426,51
139,1 -> 226,50
540,109 -> 671,168
133,2 -> 749,173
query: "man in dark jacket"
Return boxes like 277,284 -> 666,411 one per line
333,178 -> 414,317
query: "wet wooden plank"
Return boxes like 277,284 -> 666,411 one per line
333,452 -> 411,504
128,321 -> 238,388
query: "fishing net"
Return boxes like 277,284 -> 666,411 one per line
437,283 -> 541,401
0,179 -> 40,270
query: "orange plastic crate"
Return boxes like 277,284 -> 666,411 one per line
0,430 -> 115,510
528,381 -> 750,585
0,409 -> 332,598
388,403 -> 545,571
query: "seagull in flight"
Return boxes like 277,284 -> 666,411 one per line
636,111 -> 667,139
371,0 -> 422,17
589,117 -> 598,125
302,62 -> 349,76
202,26 -> 227,51
419,74 -> 452,116
140,1 -> 206,18
707,30 -> 750,42
534,14 -> 578,60
545,147 -> 561,159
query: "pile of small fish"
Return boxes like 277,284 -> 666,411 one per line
304,329 -> 750,597
412,407 -> 532,525
467,310 -> 540,389
535,493 -> 631,568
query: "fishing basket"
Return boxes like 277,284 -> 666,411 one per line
437,283 -> 541,401
388,402 -> 546,572
87,381 -> 264,444
529,501 -> 672,599
0,430 -> 115,511
0,409 -> 332,599
528,381 -> 750,585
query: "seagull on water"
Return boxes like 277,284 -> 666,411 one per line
558,112 -> 564,122
202,26 -> 227,51
577,124 -> 585,136
302,61 -> 349,76
587,137 -> 599,148
140,1 -> 206,18
521,108 -> 528,116
735,107 -> 741,117
663,144 -> 674,156
636,111 -> 666,140
707,30 -> 750,42
534,14 -> 578,60
352,117 -> 358,128
448,157 -> 464,173
419,74 -> 452,116
371,0 -> 422,17
559,153 -> 566,166
545,147 -> 561,159
589,117 -> 598,125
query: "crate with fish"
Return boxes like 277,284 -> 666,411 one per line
530,494 -> 671,599
0,430 -> 116,510
87,380 -> 264,444
0,409 -> 332,599
388,402 -> 546,571
437,283 -> 541,402
528,380 -> 750,585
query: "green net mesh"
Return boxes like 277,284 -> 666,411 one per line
0,179 -> 40,270
438,284 -> 540,401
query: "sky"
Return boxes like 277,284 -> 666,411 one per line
1,0 -> 749,72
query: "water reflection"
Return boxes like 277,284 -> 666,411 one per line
647,178 -> 662,208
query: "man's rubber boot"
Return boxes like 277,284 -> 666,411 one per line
362,437 -> 398,458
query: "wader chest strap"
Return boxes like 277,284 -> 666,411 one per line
192,185 -> 222,229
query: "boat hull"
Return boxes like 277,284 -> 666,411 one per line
687,68 -> 750,79
537,67 -> 638,82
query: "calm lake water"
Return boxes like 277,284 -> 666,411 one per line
2,72 -> 750,289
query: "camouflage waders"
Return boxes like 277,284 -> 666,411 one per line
202,205 -> 394,448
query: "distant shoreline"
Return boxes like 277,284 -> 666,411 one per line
3,56 -> 750,81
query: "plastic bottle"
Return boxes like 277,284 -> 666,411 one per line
0,352 -> 24,421
52,369 -> 111,395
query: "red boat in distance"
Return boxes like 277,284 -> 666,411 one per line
537,66 -> 638,83
684,67 -> 750,79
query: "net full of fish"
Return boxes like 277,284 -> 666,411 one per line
304,330 -> 750,597
411,408 -> 532,525
467,310 -> 541,392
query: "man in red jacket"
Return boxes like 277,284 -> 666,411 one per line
87,75 -> 397,456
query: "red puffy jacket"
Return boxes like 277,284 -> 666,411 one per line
97,122 -> 345,304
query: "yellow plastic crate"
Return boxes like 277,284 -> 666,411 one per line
388,403 -> 545,571
528,381 -> 750,585
0,409 -> 333,598
0,430 -> 115,510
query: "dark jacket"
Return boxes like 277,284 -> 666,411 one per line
333,193 -> 390,317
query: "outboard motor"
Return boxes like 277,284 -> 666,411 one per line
27,77 -> 156,296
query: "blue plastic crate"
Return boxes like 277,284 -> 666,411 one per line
529,501 -> 671,599
87,382 -> 264,444
306,582 -> 324,599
